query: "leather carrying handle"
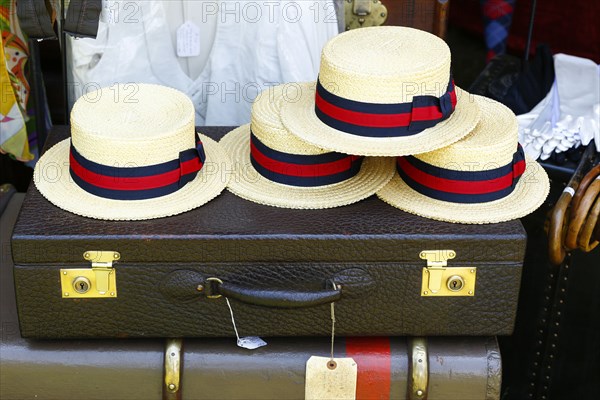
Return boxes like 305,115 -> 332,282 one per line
205,279 -> 341,308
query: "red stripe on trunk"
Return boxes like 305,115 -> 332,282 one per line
346,337 -> 391,400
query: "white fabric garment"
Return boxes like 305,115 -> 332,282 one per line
69,0 -> 339,125
518,54 -> 600,160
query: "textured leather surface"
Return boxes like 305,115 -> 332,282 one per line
13,126 -> 526,338
2,195 -> 500,400
15,260 -> 522,338
214,281 -> 342,308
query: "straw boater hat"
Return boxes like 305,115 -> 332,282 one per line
34,84 -> 230,220
280,26 -> 481,157
377,96 -> 550,224
220,83 -> 395,209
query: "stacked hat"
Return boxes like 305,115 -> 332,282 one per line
34,84 -> 230,220
280,26 -> 481,156
222,26 -> 549,223
220,83 -> 395,209
377,96 -> 550,224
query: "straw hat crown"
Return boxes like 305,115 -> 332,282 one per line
377,96 -> 550,224
34,83 -> 231,220
416,97 -> 519,169
70,84 -> 196,166
318,26 -> 451,103
250,84 -> 329,155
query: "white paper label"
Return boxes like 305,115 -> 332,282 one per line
305,356 -> 357,400
103,1 -> 118,25
237,336 -> 267,350
176,21 -> 201,58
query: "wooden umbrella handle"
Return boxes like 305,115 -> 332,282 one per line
548,190 -> 572,266
577,185 -> 600,252
570,164 -> 600,215
565,176 -> 600,250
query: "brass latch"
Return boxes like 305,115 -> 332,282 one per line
164,338 -> 183,398
60,251 -> 119,298
408,337 -> 429,399
345,0 -> 388,30
420,250 -> 476,297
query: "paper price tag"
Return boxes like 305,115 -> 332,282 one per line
237,336 -> 267,350
305,356 -> 357,400
223,297 -> 267,351
103,1 -> 118,25
177,21 -> 201,58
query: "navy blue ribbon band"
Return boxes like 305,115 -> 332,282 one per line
315,76 -> 457,137
397,145 -> 526,203
249,131 -> 363,187
69,138 -> 206,200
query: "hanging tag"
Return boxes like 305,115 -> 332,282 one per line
306,286 -> 354,399
305,356 -> 357,400
177,21 -> 201,58
237,336 -> 267,350
224,297 -> 267,350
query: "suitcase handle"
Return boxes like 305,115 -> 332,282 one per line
204,278 -> 342,308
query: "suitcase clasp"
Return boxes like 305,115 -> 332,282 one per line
60,251 -> 119,298
420,250 -> 476,297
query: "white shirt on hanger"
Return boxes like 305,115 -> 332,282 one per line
69,0 -> 339,125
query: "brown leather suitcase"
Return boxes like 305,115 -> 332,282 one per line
11,126 -> 526,339
2,195 -> 501,400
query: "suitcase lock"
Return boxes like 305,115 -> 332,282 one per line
420,250 -> 476,297
344,0 -> 388,30
60,251 -> 119,298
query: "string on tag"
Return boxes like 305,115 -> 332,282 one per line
225,297 -> 241,342
328,281 -> 339,370
224,296 -> 267,350
305,281 -> 357,400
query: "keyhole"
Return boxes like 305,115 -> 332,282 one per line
446,275 -> 464,292
73,277 -> 91,294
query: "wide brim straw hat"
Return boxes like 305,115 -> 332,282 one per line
34,84 -> 230,220
280,26 -> 481,157
220,83 -> 395,209
377,95 -> 550,224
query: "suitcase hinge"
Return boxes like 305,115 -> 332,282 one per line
408,337 -> 429,400
164,338 -> 183,399
60,251 -> 120,298
420,250 -> 476,297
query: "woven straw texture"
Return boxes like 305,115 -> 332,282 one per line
71,84 -> 196,166
250,83 -> 329,155
221,122 -> 395,209
377,96 -> 550,224
319,26 -> 451,103
34,84 -> 230,220
416,96 -> 518,168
